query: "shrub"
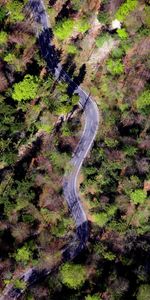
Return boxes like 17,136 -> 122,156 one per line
115,0 -> 138,21
15,245 -> 31,265
137,284 -> 150,300
60,263 -> 86,289
96,33 -> 110,47
130,189 -> 147,205
13,279 -> 26,290
136,89 -> 150,115
0,31 -> 8,44
76,18 -> 90,33
117,28 -> 128,39
85,295 -> 101,300
111,47 -> 125,59
12,75 -> 38,101
98,11 -> 109,24
67,44 -> 78,54
54,19 -> 75,40
6,1 -> 24,22
4,53 -> 16,64
93,212 -> 109,227
106,59 -> 124,76
0,6 -> 6,21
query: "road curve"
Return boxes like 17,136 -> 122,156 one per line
0,1 -> 99,298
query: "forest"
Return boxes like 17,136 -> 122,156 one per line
0,0 -> 150,299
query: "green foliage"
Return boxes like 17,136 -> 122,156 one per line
4,53 -> 16,64
98,11 -> 109,24
60,263 -> 86,289
67,44 -> 78,54
104,137 -> 118,148
13,279 -> 26,290
136,89 -> 150,115
76,18 -> 90,33
54,17 -> 89,41
137,285 -> 150,300
51,218 -> 72,237
106,59 -> 124,76
15,245 -> 31,265
0,31 -> 8,44
54,19 -> 75,40
123,145 -> 138,157
115,0 -> 138,21
71,0 -> 82,10
144,6 -> 150,28
6,0 -> 24,22
0,6 -> 7,21
93,212 -> 109,227
85,295 -> 101,300
130,189 -> 147,205
96,33 -> 110,47
41,208 -> 60,225
93,204 -> 117,227
111,47 -> 125,59
94,243 -> 116,261
12,75 -> 38,102
117,28 -> 128,39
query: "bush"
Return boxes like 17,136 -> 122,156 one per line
13,279 -> 26,290
0,31 -> 8,44
130,189 -> 147,205
98,11 -> 109,24
111,47 -> 125,59
106,59 -> 124,76
96,33 -> 110,47
0,6 -> 6,21
136,89 -> 150,115
6,1 -> 24,22
67,44 -> 78,54
93,212 -> 109,227
60,263 -> 86,289
54,19 -> 75,40
15,245 -> 31,265
85,295 -> 101,300
4,53 -> 16,64
76,18 -> 90,33
117,28 -> 128,39
137,284 -> 150,300
12,75 -> 38,101
115,0 -> 138,21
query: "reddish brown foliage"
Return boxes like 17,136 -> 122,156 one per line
0,72 -> 8,92
124,37 -> 150,101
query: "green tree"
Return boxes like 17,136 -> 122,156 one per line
0,31 -> 8,44
76,18 -> 90,33
137,285 -> 150,300
54,19 -> 75,41
13,279 -> 26,290
85,295 -> 101,300
106,59 -> 124,76
6,0 -> 24,22
4,53 -> 16,64
15,245 -> 31,265
117,28 -> 128,39
60,263 -> 86,289
0,6 -> 7,21
130,189 -> 147,205
96,33 -> 110,47
67,44 -> 78,54
136,89 -> 150,115
115,0 -> 138,21
12,75 -> 38,102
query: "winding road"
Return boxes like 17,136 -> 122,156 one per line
0,0 -> 99,298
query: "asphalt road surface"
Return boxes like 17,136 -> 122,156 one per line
0,1 -> 99,298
